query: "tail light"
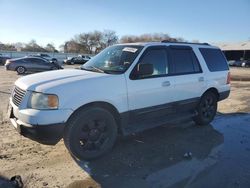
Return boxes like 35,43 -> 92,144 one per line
226,72 -> 231,84
5,59 -> 10,65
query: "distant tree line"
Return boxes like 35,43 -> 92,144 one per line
60,30 -> 118,54
1,30 -> 191,54
0,40 -> 58,53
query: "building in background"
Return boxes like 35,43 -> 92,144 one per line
215,41 -> 250,61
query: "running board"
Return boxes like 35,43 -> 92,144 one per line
122,111 -> 198,136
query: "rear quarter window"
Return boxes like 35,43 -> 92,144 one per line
199,48 -> 229,72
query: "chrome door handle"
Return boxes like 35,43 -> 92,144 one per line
162,81 -> 171,87
198,77 -> 204,82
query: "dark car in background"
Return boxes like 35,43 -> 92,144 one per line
64,55 -> 91,65
228,60 -> 244,67
5,56 -> 62,74
31,53 -> 58,63
242,60 -> 250,67
0,54 -> 11,65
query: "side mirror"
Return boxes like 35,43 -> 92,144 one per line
137,63 -> 153,76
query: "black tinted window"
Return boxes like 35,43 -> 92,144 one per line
29,58 -> 47,63
139,49 -> 168,76
199,48 -> 229,72
169,48 -> 201,74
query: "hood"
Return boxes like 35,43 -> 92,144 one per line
15,69 -> 108,92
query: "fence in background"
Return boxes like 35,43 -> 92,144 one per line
0,51 -> 92,62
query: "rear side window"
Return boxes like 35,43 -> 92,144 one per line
169,48 -> 201,74
199,48 -> 229,72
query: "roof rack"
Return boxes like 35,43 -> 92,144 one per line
161,40 -> 210,46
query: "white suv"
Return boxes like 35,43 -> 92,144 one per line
8,42 -> 230,160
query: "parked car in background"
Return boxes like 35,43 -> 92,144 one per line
5,56 -> 62,74
0,54 -> 10,65
64,55 -> 91,65
31,53 -> 58,63
242,60 -> 250,67
228,60 -> 243,67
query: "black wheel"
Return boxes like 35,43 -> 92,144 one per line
51,66 -> 58,70
193,92 -> 217,125
16,66 -> 26,74
64,107 -> 118,160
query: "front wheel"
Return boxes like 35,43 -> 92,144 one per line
51,66 -> 58,70
64,107 -> 118,160
193,92 -> 218,125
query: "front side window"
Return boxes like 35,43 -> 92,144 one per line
138,49 -> 168,76
169,48 -> 201,74
82,45 -> 143,74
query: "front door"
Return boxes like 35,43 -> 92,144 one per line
126,46 -> 175,123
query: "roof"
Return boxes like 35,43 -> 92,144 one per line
118,41 -> 216,48
213,41 -> 250,51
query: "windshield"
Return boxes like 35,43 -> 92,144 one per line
81,45 -> 143,74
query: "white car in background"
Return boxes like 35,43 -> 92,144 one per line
8,42 -> 230,160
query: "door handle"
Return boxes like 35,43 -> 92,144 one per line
198,77 -> 204,82
162,81 -> 171,87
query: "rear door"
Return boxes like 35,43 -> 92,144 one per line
32,58 -> 52,71
165,45 -> 206,111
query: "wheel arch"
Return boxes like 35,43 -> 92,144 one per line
202,87 -> 219,100
66,101 -> 122,132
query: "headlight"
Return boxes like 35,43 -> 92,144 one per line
28,92 -> 59,110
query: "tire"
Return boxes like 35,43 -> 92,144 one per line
193,91 -> 218,125
51,66 -> 58,70
16,66 -> 26,74
64,107 -> 118,160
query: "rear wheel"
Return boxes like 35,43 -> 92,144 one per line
16,66 -> 26,74
64,107 -> 118,160
51,66 -> 58,70
193,91 -> 218,125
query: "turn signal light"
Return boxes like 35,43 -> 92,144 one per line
226,72 -> 231,84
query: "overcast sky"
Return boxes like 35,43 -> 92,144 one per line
0,0 -> 249,48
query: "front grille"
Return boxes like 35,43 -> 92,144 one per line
12,86 -> 26,107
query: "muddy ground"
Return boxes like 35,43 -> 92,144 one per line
0,66 -> 250,188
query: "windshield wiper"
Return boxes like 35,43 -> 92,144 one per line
81,66 -> 103,73
89,66 -> 105,73
81,66 -> 123,74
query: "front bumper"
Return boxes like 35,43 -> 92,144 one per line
8,99 -> 72,145
10,115 -> 65,145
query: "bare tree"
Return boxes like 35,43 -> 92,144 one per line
45,43 -> 57,52
102,30 -> 118,48
22,39 -> 47,52
120,33 -> 182,43
67,30 -> 119,54
0,43 -> 16,51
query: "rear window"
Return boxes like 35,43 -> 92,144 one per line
199,48 -> 229,72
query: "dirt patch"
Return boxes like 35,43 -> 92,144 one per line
230,67 -> 250,81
